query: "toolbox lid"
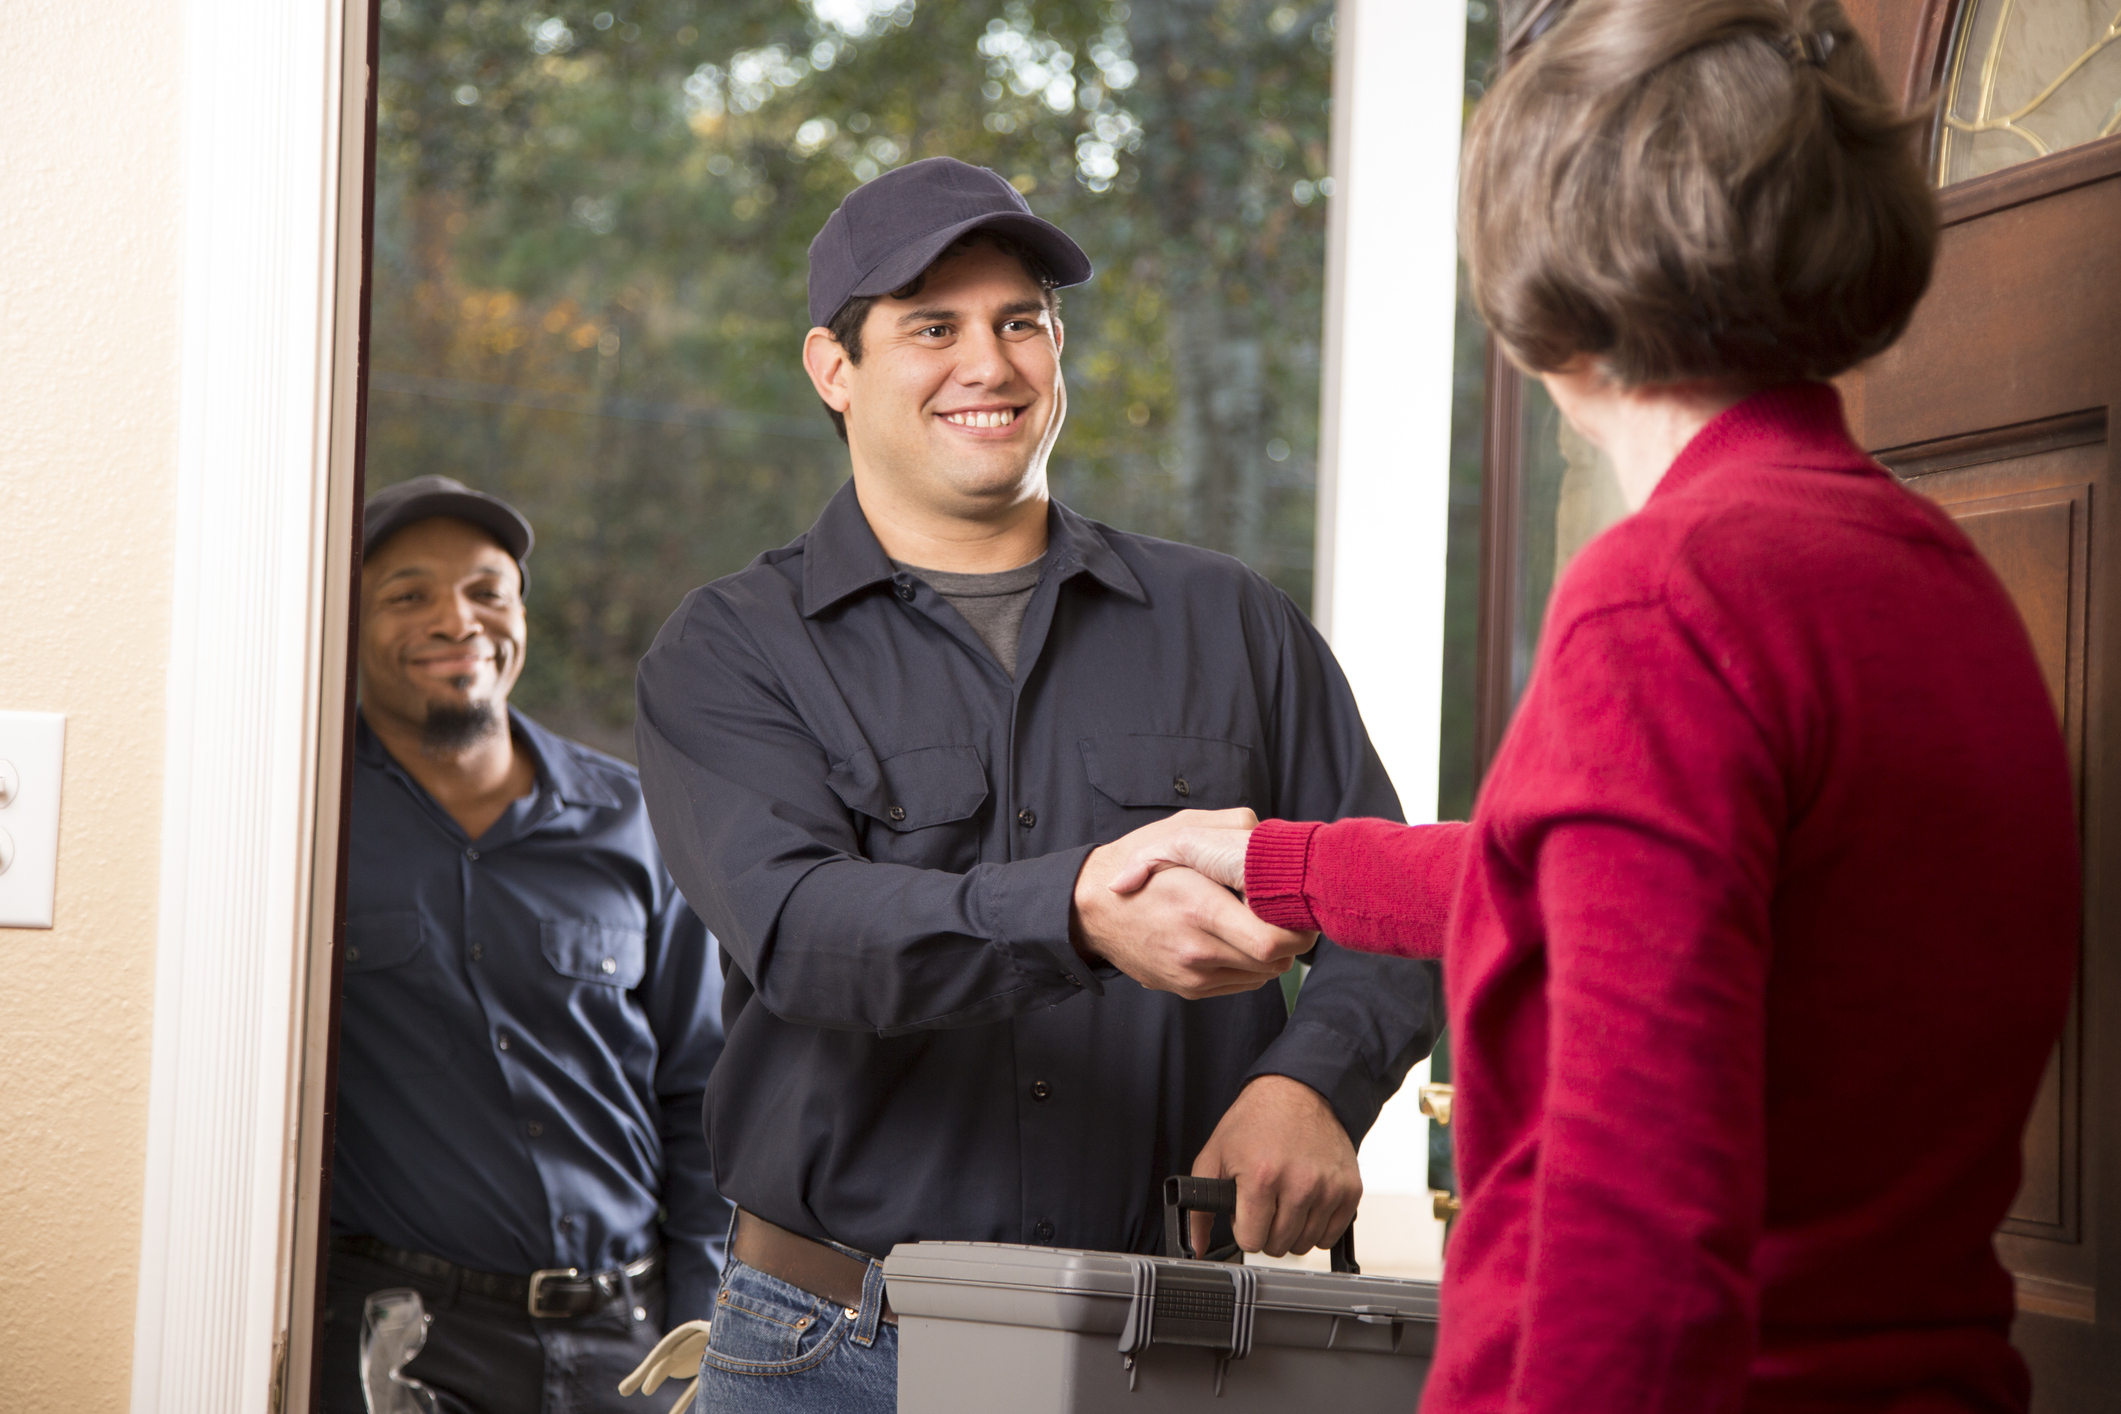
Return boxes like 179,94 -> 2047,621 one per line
884,1241 -> 1438,1358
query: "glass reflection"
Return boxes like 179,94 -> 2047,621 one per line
1511,377 -> 1626,706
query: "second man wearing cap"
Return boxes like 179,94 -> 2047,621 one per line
321,477 -> 731,1414
636,158 -> 1440,1411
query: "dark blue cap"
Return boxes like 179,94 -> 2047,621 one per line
806,157 -> 1093,328
363,474 -> 534,588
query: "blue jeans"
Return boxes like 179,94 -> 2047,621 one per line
691,1252 -> 897,1413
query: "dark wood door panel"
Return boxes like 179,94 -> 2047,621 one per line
1888,416 -> 2103,1344
1838,0 -> 1955,109
1846,175 -> 2121,453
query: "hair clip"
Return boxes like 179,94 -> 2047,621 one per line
1784,28 -> 1839,67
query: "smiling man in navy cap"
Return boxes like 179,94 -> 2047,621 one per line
635,159 -> 1439,1412
319,477 -> 730,1414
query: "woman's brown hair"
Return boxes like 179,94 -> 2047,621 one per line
1461,0 -> 1938,386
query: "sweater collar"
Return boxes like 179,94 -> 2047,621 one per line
1651,382 -> 1879,507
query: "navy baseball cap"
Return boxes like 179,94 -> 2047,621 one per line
363,475 -> 534,585
806,157 -> 1093,328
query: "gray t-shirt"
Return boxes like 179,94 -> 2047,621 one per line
893,554 -> 1047,677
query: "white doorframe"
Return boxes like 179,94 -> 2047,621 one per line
1314,0 -> 1466,821
1314,0 -> 1468,1270
130,1 -> 368,1409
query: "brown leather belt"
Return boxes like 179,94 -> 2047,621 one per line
730,1209 -> 896,1325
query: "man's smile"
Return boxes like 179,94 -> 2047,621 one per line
938,404 -> 1024,434
409,647 -> 495,675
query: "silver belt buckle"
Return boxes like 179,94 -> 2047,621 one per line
527,1266 -> 582,1318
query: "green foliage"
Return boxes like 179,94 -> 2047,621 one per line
368,0 -> 1340,757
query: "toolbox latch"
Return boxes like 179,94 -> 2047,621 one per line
1116,1256 -> 1258,1395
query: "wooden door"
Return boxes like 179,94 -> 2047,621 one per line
1841,1 -> 2121,1403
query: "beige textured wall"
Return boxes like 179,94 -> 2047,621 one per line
0,3 -> 185,1408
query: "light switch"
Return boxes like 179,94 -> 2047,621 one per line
0,712 -> 65,929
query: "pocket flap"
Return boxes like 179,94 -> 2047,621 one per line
827,745 -> 989,832
344,912 -> 428,972
1079,735 -> 1253,809
540,919 -> 647,988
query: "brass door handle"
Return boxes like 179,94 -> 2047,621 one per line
1418,1083 -> 1454,1126
1431,1189 -> 1462,1221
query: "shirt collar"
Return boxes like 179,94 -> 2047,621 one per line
353,705 -> 623,812
800,478 -> 1147,617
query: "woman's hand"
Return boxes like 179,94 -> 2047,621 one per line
1104,807 -> 1259,896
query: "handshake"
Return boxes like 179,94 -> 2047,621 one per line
1070,809 -> 1309,999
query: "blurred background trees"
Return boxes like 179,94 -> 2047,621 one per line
369,0 -> 1345,758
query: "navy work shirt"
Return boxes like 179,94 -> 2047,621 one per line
332,709 -> 730,1320
636,482 -> 1441,1259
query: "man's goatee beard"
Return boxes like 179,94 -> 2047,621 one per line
422,698 -> 502,754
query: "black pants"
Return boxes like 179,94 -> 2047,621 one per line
318,1246 -> 664,1414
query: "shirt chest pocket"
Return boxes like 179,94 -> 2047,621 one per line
1080,734 -> 1254,843
344,911 -> 429,972
540,919 -> 648,989
342,912 -> 458,1076
827,744 -> 989,873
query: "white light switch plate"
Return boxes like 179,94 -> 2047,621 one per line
0,711 -> 66,929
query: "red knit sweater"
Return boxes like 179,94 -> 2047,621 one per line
1247,385 -> 2077,1412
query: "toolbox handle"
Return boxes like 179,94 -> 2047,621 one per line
1161,1175 -> 1361,1274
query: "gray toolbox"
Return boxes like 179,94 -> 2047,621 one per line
883,1177 -> 1437,1412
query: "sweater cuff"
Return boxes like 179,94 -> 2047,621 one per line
1245,819 -> 1323,932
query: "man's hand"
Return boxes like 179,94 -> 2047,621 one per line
1103,808 -> 1257,896
1191,1075 -> 1360,1258
1072,811 -> 1315,999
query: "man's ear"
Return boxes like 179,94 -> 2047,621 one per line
803,326 -> 854,415
1051,314 -> 1065,357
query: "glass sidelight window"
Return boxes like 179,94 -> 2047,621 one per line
1506,380 -> 1625,707
1938,0 -> 2121,184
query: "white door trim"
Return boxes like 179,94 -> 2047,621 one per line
1312,0 -> 1467,1272
1313,0 -> 1467,825
130,1 -> 366,1409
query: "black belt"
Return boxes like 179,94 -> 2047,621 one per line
331,1234 -> 662,1319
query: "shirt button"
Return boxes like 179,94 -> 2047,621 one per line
346,946 -> 361,963
526,1122 -> 543,1138
465,848 -> 481,861
888,805 -> 907,822
1173,776 -> 1190,798
896,581 -> 916,602
1017,808 -> 1037,829
1031,1079 -> 1051,1101
600,957 -> 617,974
470,945 -> 483,962
497,1034 -> 511,1051
1033,1220 -> 1055,1241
